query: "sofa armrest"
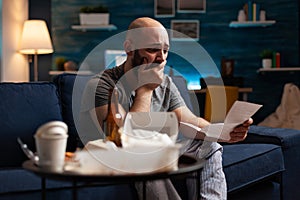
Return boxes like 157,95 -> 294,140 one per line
245,125 -> 300,199
245,125 -> 300,149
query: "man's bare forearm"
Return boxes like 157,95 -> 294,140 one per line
130,88 -> 153,112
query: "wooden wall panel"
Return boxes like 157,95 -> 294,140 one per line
51,0 -> 299,123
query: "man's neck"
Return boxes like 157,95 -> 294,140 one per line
123,60 -> 131,73
122,61 -> 137,92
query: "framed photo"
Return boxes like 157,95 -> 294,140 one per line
177,0 -> 206,13
155,0 -> 175,18
171,20 -> 199,41
221,58 -> 235,77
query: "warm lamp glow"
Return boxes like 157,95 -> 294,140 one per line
19,20 -> 53,81
19,20 -> 53,54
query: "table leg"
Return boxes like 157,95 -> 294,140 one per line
142,181 -> 146,200
72,181 -> 78,200
41,177 -> 46,200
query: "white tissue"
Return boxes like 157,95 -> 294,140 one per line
69,112 -> 181,174
121,129 -> 174,148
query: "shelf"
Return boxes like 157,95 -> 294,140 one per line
71,24 -> 117,31
257,67 -> 300,73
49,70 -> 94,76
229,20 -> 276,28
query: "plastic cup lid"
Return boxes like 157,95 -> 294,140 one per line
35,121 -> 68,139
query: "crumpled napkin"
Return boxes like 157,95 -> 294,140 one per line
121,128 -> 174,148
67,112 -> 181,174
67,129 -> 180,175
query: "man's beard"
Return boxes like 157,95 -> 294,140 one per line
131,50 -> 145,78
131,50 -> 161,69
131,50 -> 144,68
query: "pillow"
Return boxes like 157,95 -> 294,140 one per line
0,82 -> 62,167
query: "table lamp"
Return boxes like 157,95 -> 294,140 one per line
19,20 -> 53,81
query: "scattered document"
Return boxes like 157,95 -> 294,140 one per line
179,101 -> 262,141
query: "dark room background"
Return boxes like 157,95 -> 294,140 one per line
30,0 -> 300,123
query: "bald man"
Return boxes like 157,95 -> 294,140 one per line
82,17 -> 252,199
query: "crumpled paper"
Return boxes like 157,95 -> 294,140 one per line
66,112 -> 181,175
121,128 -> 174,148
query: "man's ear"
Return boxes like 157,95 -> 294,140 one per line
123,40 -> 133,56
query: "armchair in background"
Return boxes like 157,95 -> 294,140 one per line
204,85 -> 239,123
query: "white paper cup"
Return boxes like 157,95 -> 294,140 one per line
34,121 -> 68,172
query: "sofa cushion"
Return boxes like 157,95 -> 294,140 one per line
0,168 -> 72,194
53,74 -> 93,150
223,143 -> 284,193
246,125 -> 300,200
0,83 -> 63,167
0,168 -> 136,200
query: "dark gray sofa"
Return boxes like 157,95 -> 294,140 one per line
0,73 -> 299,200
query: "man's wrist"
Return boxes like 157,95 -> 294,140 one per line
130,88 -> 153,112
135,87 -> 153,100
135,86 -> 154,96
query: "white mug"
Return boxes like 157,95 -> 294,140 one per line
34,121 -> 68,172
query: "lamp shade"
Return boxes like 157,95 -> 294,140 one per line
19,20 -> 53,55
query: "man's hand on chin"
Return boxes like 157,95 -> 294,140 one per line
137,60 -> 166,91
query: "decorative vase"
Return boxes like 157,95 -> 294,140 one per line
79,13 -> 109,25
262,58 -> 272,68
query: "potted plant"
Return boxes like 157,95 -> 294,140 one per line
260,49 -> 273,68
79,5 -> 109,25
55,57 -> 67,71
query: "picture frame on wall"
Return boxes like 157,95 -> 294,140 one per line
155,0 -> 175,18
171,20 -> 199,41
177,0 -> 206,13
221,58 -> 235,77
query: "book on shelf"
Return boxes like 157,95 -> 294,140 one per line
248,1 -> 253,21
276,52 -> 281,68
255,3 -> 260,21
272,52 -> 276,68
243,3 -> 249,21
253,3 -> 257,21
272,52 -> 281,68
243,1 -> 261,22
